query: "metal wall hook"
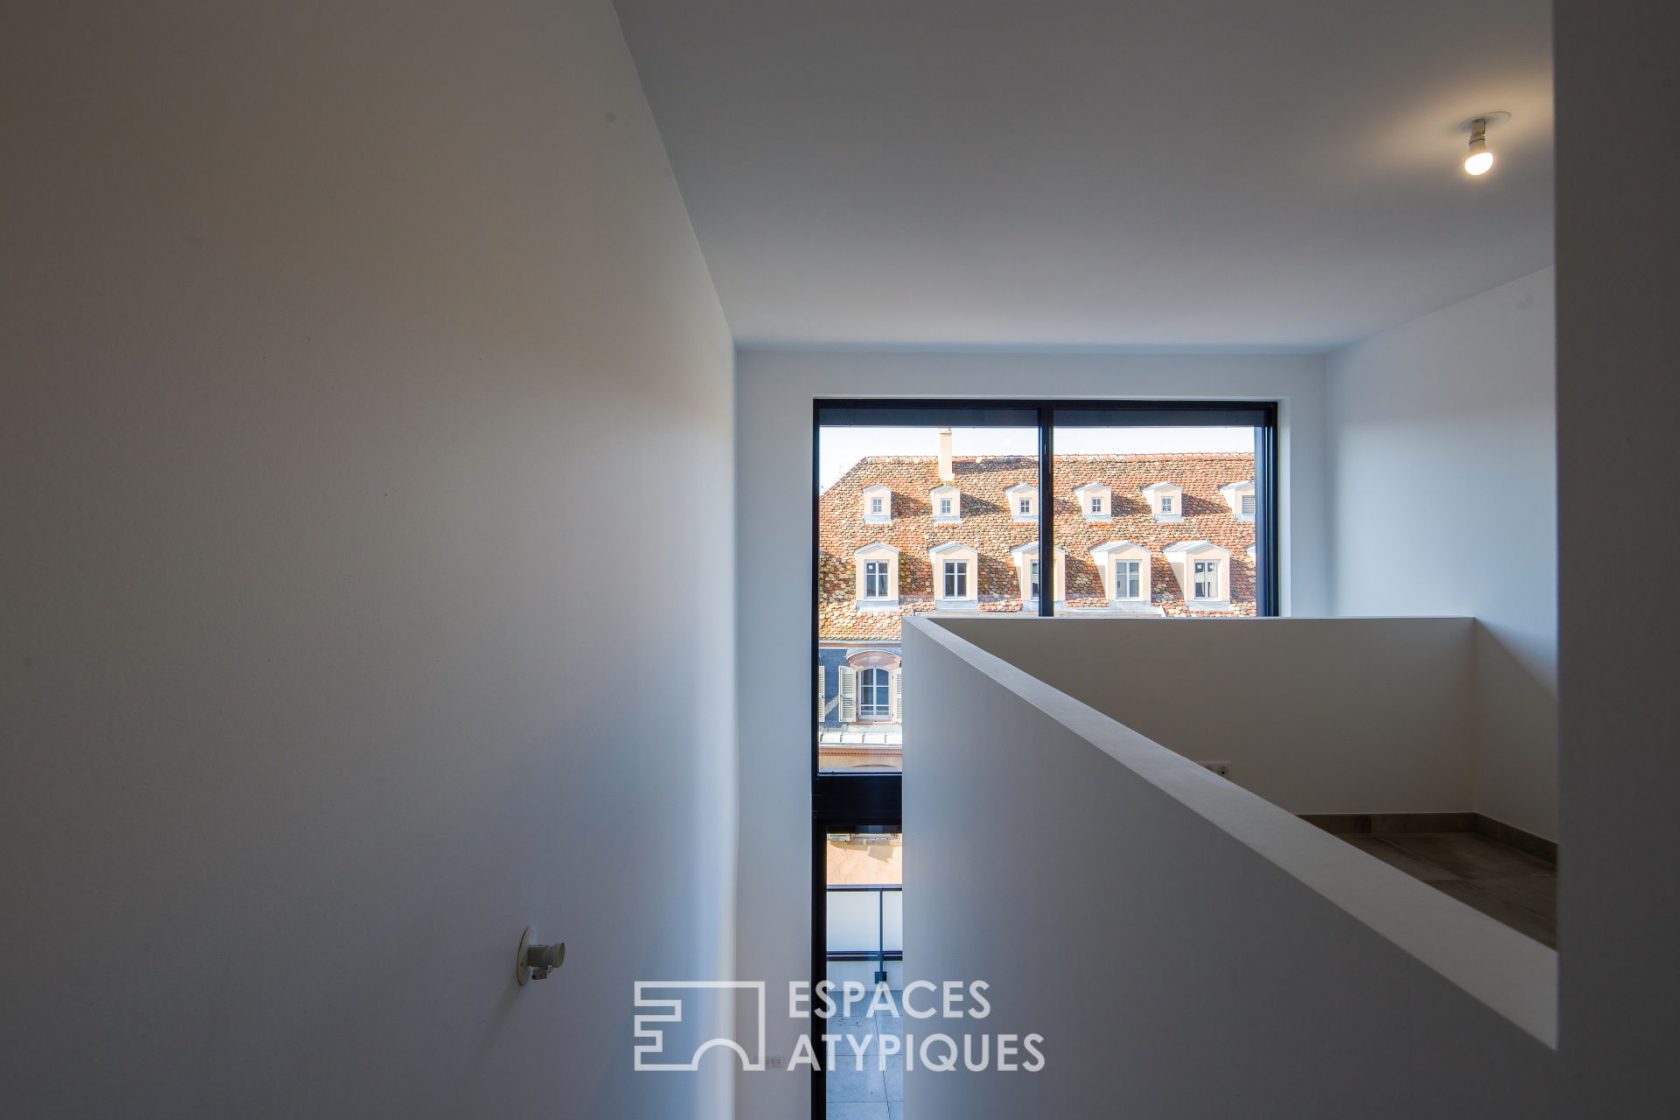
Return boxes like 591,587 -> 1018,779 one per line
515,927 -> 566,986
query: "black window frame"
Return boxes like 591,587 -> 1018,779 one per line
808,397 -> 1279,1117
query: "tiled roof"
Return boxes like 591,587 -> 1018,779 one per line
819,453 -> 1256,642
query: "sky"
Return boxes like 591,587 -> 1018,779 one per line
819,425 -> 1255,490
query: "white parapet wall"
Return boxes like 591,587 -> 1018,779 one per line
902,616 -> 1557,1117
933,615 -> 1477,815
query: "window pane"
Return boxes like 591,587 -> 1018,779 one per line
1049,421 -> 1260,616
1118,559 -> 1139,599
825,831 -> 904,1106
819,424 -> 1037,773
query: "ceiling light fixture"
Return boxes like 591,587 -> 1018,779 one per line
1461,111 -> 1510,177
1465,119 -> 1494,175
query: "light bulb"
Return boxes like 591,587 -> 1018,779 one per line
1464,119 -> 1493,176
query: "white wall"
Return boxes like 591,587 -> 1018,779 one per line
940,616 -> 1474,815
1555,1 -> 1680,1110
903,618 -> 1556,1117
734,347 -> 1326,1119
1328,269 -> 1557,838
0,3 -> 734,1117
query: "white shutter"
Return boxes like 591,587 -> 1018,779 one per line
817,664 -> 826,719
891,667 -> 903,723
838,666 -> 857,724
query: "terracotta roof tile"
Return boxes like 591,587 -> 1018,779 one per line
819,453 -> 1256,642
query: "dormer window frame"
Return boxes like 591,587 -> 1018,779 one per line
1162,540 -> 1233,612
1141,481 -> 1184,523
1072,482 -> 1113,522
1004,482 -> 1037,522
929,483 -> 962,524
1193,558 -> 1220,600
1219,479 -> 1256,522
929,541 -> 981,610
861,484 -> 893,525
863,560 -> 889,599
1010,541 -> 1066,608
852,542 -> 901,611
1089,540 -> 1155,612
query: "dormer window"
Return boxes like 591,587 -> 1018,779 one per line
943,562 -> 968,598
1141,482 -> 1183,522
1219,479 -> 1256,521
1004,483 -> 1037,522
930,484 -> 961,524
1193,560 -> 1218,598
861,484 -> 892,525
852,542 -> 900,610
1072,482 -> 1112,522
1162,541 -> 1232,611
1118,559 -> 1143,598
929,542 -> 980,609
864,561 -> 889,598
1089,541 -> 1153,611
1010,542 -> 1066,607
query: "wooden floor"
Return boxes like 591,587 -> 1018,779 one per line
1337,830 -> 1557,948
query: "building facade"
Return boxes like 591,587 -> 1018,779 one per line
818,452 -> 1257,770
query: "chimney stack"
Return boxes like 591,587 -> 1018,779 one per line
937,429 -> 954,482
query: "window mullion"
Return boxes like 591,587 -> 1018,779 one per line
1037,404 -> 1054,618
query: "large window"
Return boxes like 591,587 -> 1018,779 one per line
816,414 -> 1038,775
815,401 -> 1276,774
811,399 -> 1277,1117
